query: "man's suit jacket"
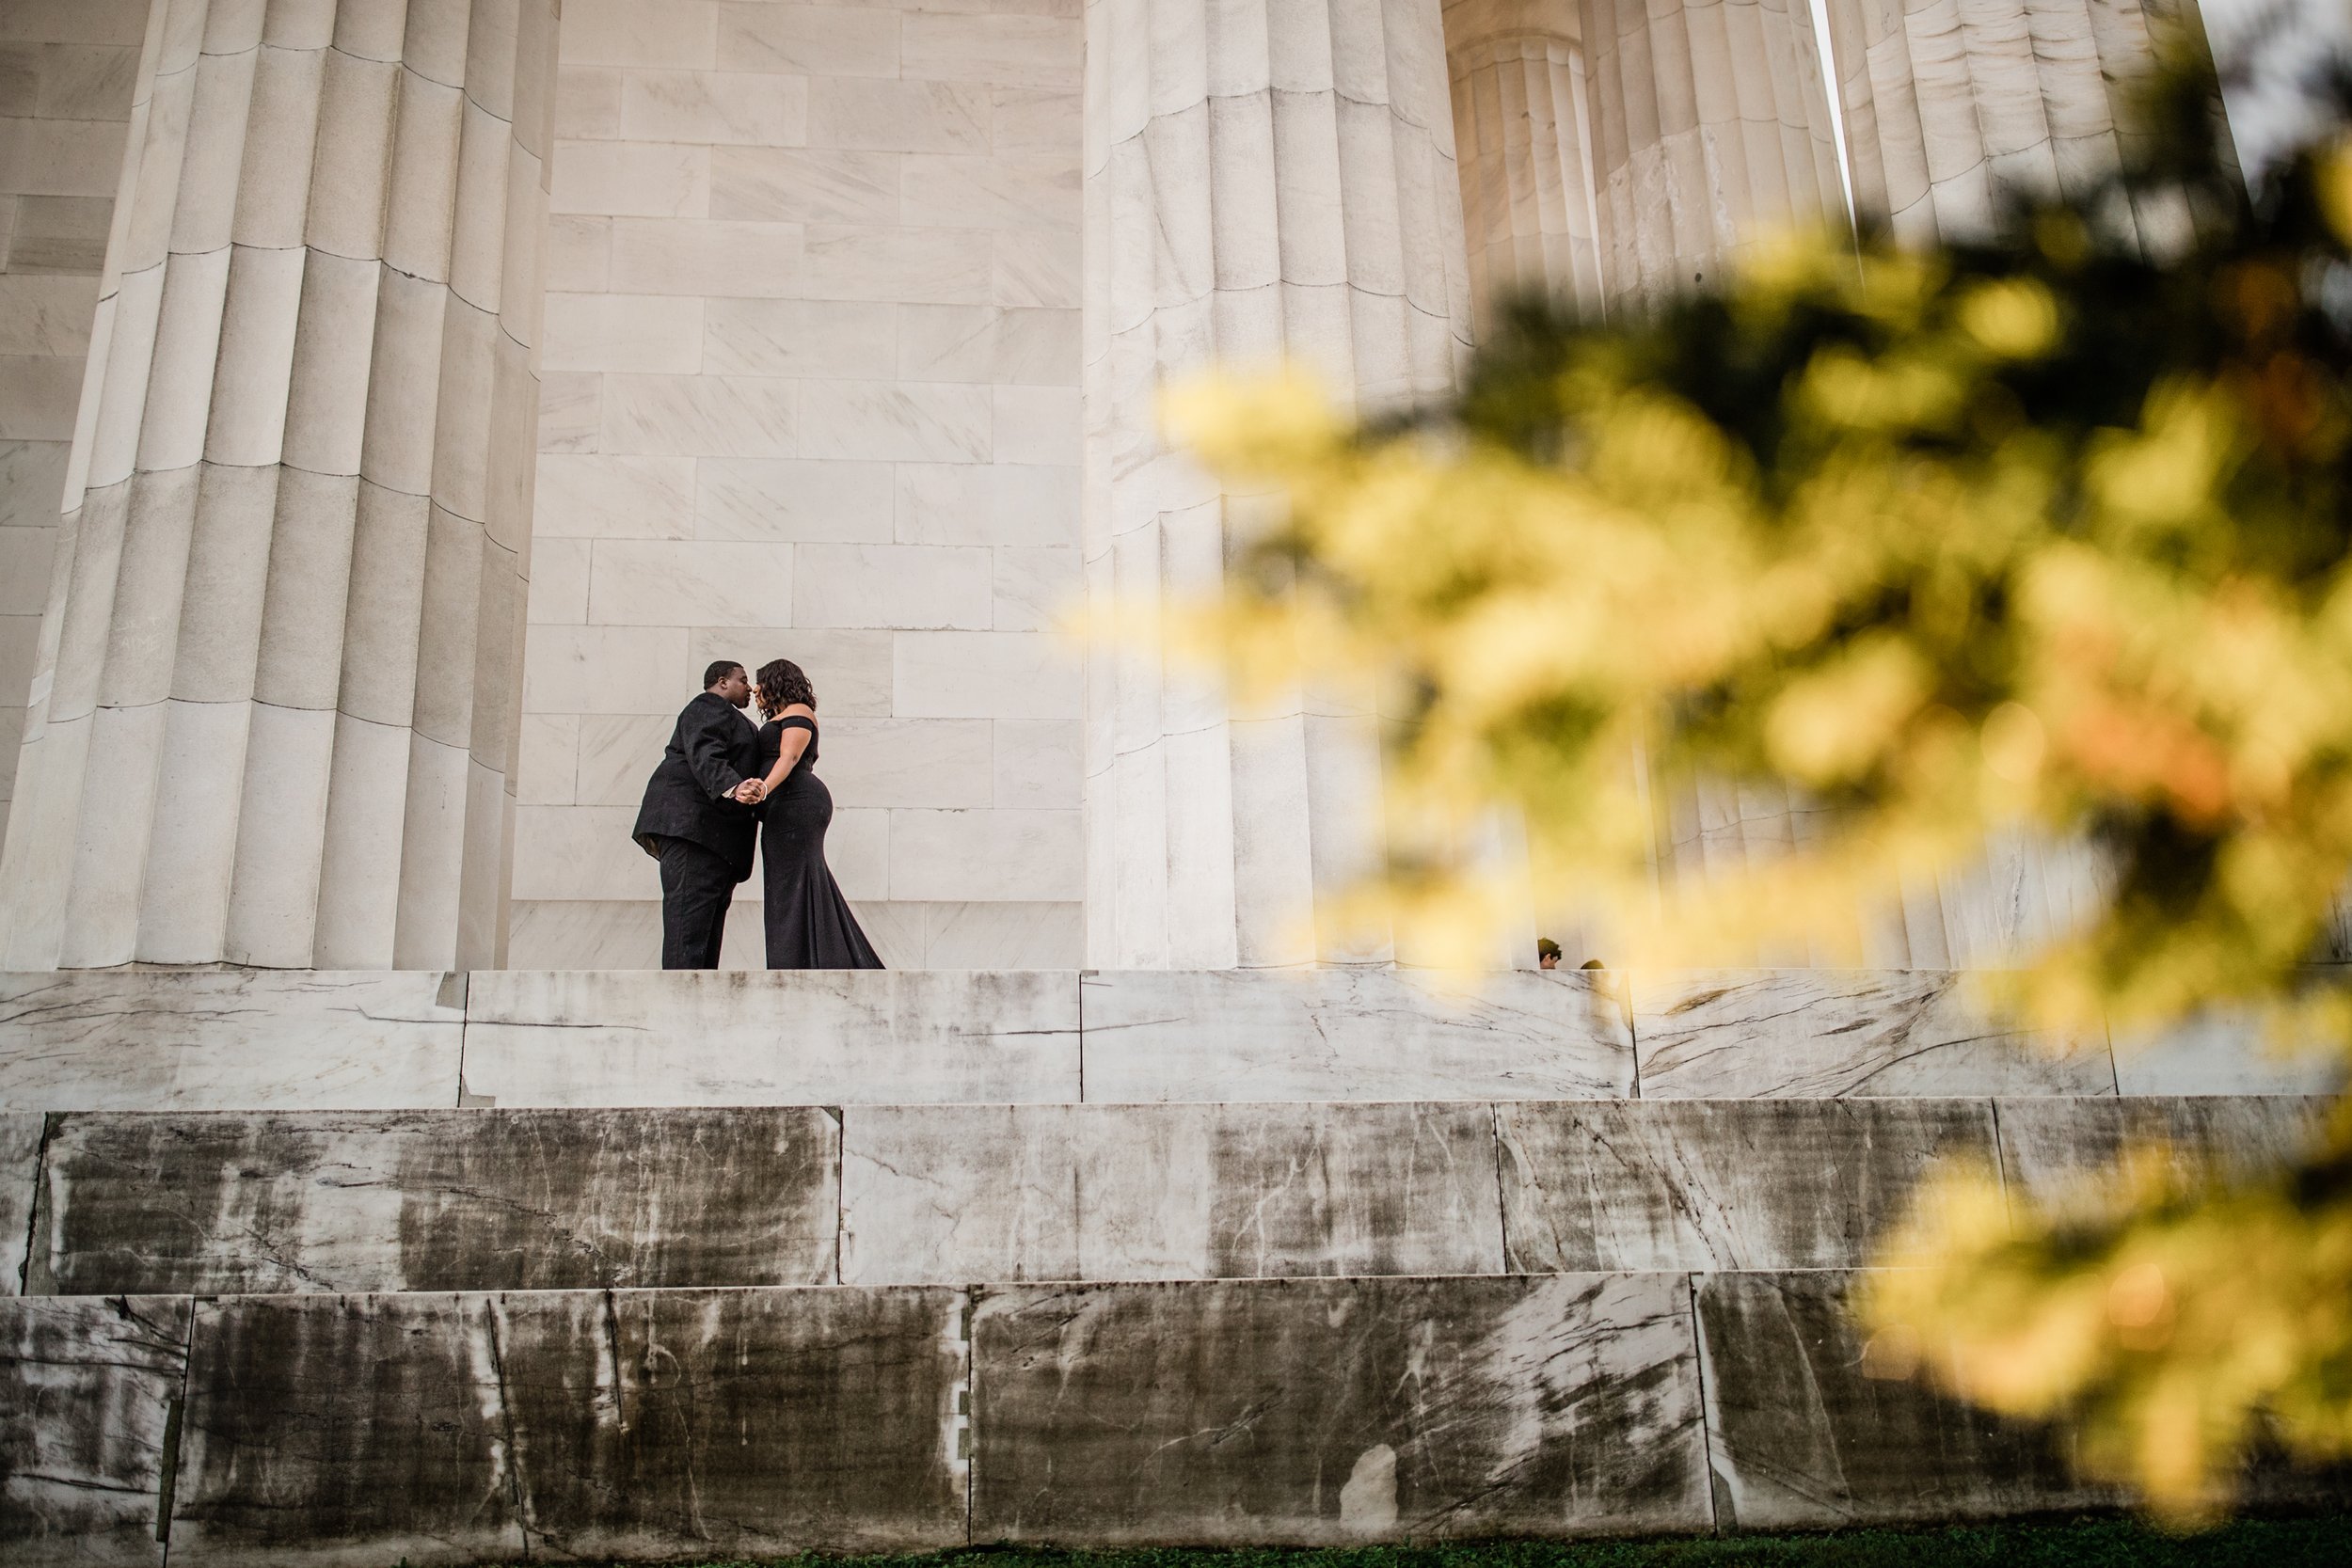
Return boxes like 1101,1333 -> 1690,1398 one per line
632,691 -> 763,880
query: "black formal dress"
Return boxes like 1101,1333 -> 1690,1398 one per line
632,690 -> 763,969
755,714 -> 884,969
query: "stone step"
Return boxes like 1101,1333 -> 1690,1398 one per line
2,966 -> 2334,1114
9,1096 -> 2324,1298
8,1270 -> 2339,1564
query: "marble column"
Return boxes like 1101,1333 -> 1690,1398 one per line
1081,0 -> 1479,969
1444,0 -> 1608,323
0,0 -> 556,971
1820,0 -> 2206,247
1580,0 -> 1848,301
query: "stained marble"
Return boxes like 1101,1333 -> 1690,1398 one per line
170,1292 -> 522,1567
0,969 -> 466,1112
30,1107 -> 840,1296
840,1101 -> 1503,1284
1996,1095 -> 2332,1212
1080,969 -> 1635,1102
1631,970 -> 2116,1098
460,968 -> 1080,1105
1498,1099 -> 1996,1272
1695,1271 -> 2121,1528
0,1294 -> 187,1568
496,1286 -> 969,1559
972,1275 -> 1710,1543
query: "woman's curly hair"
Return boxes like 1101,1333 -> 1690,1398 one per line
755,658 -> 817,718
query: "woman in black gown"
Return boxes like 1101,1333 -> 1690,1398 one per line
735,658 -> 884,969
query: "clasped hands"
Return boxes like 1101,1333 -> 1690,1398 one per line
731,777 -> 768,804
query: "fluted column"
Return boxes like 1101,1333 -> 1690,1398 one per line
1082,0 -> 1479,969
1581,0 -> 1848,302
1444,0 -> 1607,324
1821,0 -> 2205,247
0,0 -> 556,972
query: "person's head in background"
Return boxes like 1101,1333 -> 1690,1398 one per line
706,660 -> 750,707
1536,937 -> 1562,970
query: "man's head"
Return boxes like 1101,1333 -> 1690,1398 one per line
1536,937 -> 1562,970
705,660 -> 750,707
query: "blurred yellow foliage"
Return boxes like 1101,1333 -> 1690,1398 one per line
1147,52 -> 2352,1518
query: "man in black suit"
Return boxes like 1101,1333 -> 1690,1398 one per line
633,660 -> 763,969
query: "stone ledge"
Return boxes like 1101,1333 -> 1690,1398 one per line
1,966 -> 2341,1115
15,1096 -> 2329,1298
11,1273 -> 2337,1560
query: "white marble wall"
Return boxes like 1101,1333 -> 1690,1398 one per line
1444,0 -> 1606,323
0,0 -> 559,972
512,0 -> 1086,969
1082,0 -> 1479,970
0,2 -> 146,857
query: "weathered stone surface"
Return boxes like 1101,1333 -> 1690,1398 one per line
0,1113 -> 40,1293
30,1108 -> 839,1296
2109,1006 -> 2346,1096
172,1293 -> 521,1567
841,1102 -> 1503,1284
1499,1100 -> 1996,1272
1080,970 -> 1635,1101
1633,970 -> 2115,1098
462,969 -> 1079,1104
972,1275 -> 1710,1543
0,970 -> 466,1112
1996,1095 -> 2330,1209
498,1286 -> 968,1559
0,1294 -> 188,1568
1695,1271 -> 2120,1528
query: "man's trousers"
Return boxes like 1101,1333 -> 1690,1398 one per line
657,837 -> 738,969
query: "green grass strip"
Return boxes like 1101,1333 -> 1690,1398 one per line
469,1513 -> 2352,1568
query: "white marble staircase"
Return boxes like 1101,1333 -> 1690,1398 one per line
0,967 -> 2342,1563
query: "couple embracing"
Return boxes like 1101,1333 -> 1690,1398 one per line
632,658 -> 883,971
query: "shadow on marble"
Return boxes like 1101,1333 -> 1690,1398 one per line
0,1294 -> 187,1568
29,1107 -> 840,1296
840,1101 -> 1502,1284
1079,969 -> 1635,1102
1996,1095 -> 2333,1213
1631,971 -> 2115,1098
1499,1099 -> 1996,1272
971,1275 -> 1710,1544
1695,1271 -> 2121,1529
0,970 -> 467,1113
460,969 -> 1080,1104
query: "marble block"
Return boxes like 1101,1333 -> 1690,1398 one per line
0,1294 -> 188,1568
0,970 -> 467,1113
495,1286 -> 968,1559
1695,1271 -> 2120,1528
171,1293 -> 523,1567
0,1112 -> 37,1293
31,1107 -> 840,1296
2109,1006 -> 2348,1096
971,1275 -> 1711,1543
840,1101 -> 1504,1284
1996,1095 -> 2332,1211
1498,1099 -> 1997,1272
461,968 -> 1080,1104
1079,969 -> 1636,1101
1631,970 -> 2116,1098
